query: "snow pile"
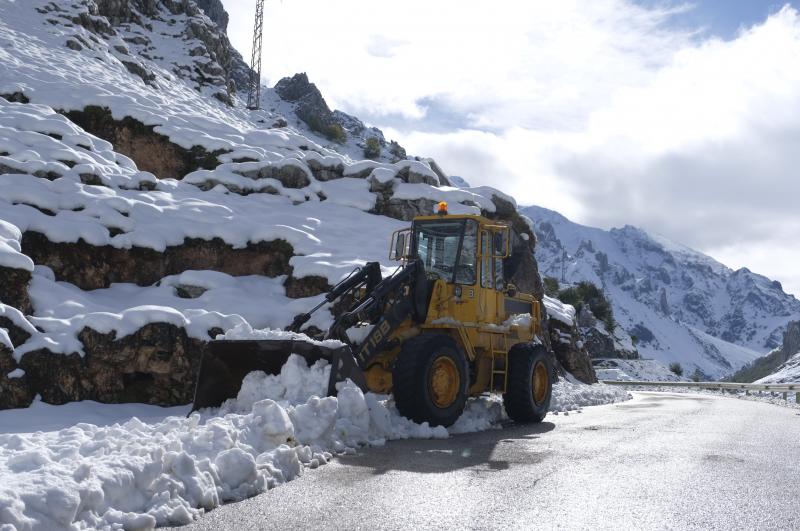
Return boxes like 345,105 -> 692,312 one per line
756,351 -> 800,384
0,350 -> 629,529
550,378 -> 630,413
0,355 -> 444,530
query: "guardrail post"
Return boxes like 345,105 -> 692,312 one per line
745,390 -> 750,396
796,392 -> 799,403
783,392 -> 788,401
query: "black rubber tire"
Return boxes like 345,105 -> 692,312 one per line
503,344 -> 553,423
392,334 -> 469,427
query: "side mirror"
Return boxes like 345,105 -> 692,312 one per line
390,229 -> 410,260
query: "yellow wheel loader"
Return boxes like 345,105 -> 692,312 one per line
192,202 -> 554,427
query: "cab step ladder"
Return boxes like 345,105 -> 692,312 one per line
489,333 -> 509,392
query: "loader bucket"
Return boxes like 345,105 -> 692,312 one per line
190,339 -> 365,413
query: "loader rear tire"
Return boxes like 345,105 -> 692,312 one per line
392,334 -> 468,428
503,344 -> 553,423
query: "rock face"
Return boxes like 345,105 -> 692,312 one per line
63,106 -> 226,179
91,0 -> 245,93
783,321 -> 800,357
731,320 -> 800,382
274,73 -> 407,158
0,267 -> 32,314
194,0 -> 228,31
21,232 -> 294,290
547,316 -> 597,384
0,317 -> 34,409
274,73 -> 346,139
577,307 -> 639,359
19,323 -> 208,406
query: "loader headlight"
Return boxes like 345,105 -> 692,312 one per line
454,286 -> 462,298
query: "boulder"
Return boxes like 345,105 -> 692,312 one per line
547,319 -> 597,384
275,73 -> 335,134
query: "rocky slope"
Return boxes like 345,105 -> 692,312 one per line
525,205 -> 800,379
731,321 -> 800,383
0,0 -> 569,408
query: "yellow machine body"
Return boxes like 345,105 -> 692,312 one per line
362,213 -> 543,397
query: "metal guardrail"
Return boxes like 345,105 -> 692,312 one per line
601,380 -> 800,402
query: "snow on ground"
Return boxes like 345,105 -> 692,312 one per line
0,400 -> 188,436
0,343 -> 629,530
622,387 -> 799,409
594,358 -> 688,382
756,351 -> 800,384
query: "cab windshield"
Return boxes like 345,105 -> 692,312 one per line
412,219 -> 477,284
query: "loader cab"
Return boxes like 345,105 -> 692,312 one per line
411,217 -> 478,285
392,207 -> 511,324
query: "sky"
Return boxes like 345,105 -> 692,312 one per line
221,0 -> 800,297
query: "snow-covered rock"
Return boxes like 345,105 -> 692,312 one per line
593,358 -> 688,382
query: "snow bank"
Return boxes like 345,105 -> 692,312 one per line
550,378 -> 630,413
0,352 -> 629,530
0,354 -> 444,530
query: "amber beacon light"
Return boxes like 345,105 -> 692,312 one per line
437,201 -> 448,215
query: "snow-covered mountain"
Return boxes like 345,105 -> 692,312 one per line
525,205 -> 800,379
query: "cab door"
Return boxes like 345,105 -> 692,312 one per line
479,229 -> 509,324
479,230 -> 498,323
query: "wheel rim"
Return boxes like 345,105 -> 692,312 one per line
532,361 -> 548,405
429,356 -> 460,408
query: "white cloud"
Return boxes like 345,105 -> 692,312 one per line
221,0 -> 800,296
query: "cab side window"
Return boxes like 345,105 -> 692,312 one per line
494,255 -> 505,291
480,231 -> 491,288
455,220 -> 477,284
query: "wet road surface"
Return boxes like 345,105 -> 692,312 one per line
178,392 -> 800,530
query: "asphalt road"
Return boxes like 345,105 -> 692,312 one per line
177,392 -> 800,530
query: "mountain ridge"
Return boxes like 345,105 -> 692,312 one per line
523,204 -> 800,378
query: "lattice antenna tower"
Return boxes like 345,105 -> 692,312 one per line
246,0 -> 265,110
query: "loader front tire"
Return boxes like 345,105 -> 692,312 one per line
392,334 -> 468,427
503,344 -> 553,423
